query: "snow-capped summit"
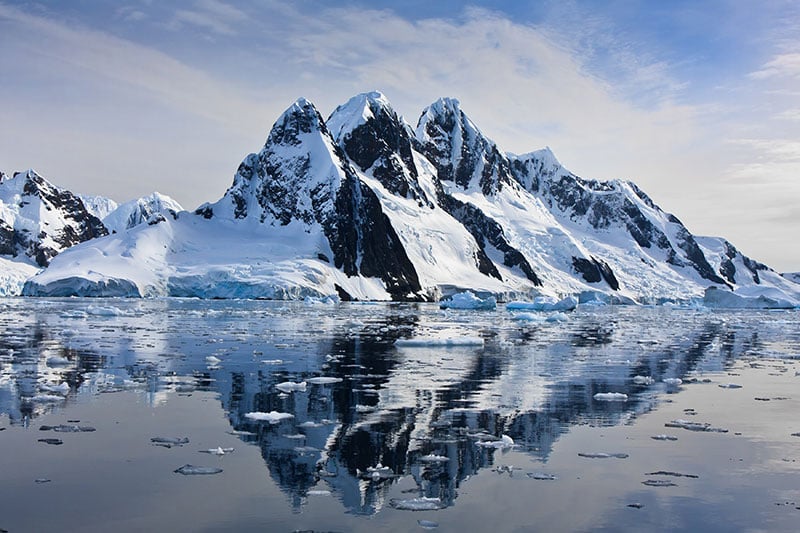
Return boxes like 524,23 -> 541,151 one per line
416,97 -> 515,195
0,169 -> 107,266
103,192 -> 183,233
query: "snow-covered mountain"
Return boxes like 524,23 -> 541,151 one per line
102,192 -> 183,234
21,92 -> 800,306
0,170 -> 108,267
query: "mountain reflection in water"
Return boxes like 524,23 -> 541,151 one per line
0,298 -> 796,515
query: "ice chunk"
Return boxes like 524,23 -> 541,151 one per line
476,434 -> 514,449
361,463 -> 394,481
38,438 -> 63,445
663,378 -> 682,386
593,392 -> 628,401
389,497 -> 446,511
40,424 -> 96,433
205,355 -> 222,365
31,394 -> 66,403
665,419 -> 728,433
578,452 -> 629,459
651,434 -> 678,441
261,359 -> 284,365
244,411 -> 294,424
419,454 -> 450,463
199,447 -> 234,455
545,312 -> 569,323
718,383 -> 743,389
395,337 -> 484,347
646,471 -> 698,478
507,296 -> 577,312
527,472 -> 557,480
174,464 -> 223,475
632,376 -> 655,385
39,382 -> 70,395
276,381 -> 307,393
151,436 -> 189,447
86,305 -> 128,316
642,479 -> 677,487
306,377 -> 343,385
418,519 -> 440,529
439,291 -> 496,310
307,490 -> 331,496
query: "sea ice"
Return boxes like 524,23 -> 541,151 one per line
665,419 -> 728,433
527,472 -> 557,480
476,434 -> 514,449
578,452 -> 629,459
199,447 -> 234,455
419,454 -> 450,463
389,497 -> 446,511
151,436 -> 190,447
38,438 -> 63,445
418,519 -> 440,529
439,291 -> 496,310
174,464 -> 223,475
507,296 -> 577,312
642,479 -> 677,487
651,435 -> 678,441
593,392 -> 628,401
306,377 -> 343,385
276,381 -> 307,393
663,378 -> 683,386
307,490 -> 331,496
40,424 -> 96,433
718,383 -> 743,389
244,411 -> 294,424
205,355 -> 222,365
395,337 -> 484,347
633,376 -> 655,385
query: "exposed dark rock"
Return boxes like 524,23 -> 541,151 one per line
572,256 -> 619,290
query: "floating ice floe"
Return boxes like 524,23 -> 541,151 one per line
40,424 -> 95,433
38,438 -> 63,445
306,376 -> 343,385
527,472 -> 557,480
703,286 -> 796,309
151,436 -> 189,447
507,296 -> 577,312
545,312 -> 569,323
86,305 -> 129,317
276,381 -> 307,393
361,463 -> 394,481
642,479 -> 676,487
419,454 -> 450,463
39,382 -> 70,395
718,383 -> 743,389
664,419 -> 728,433
593,392 -> 628,402
633,376 -> 655,385
244,411 -> 294,424
30,394 -> 65,403
663,378 -> 683,386
439,291 -> 496,310
205,355 -> 222,365
261,359 -> 284,365
476,434 -> 514,449
46,356 -> 71,366
199,447 -> 234,455
646,471 -> 698,478
306,490 -> 331,496
651,434 -> 678,441
578,452 -> 629,459
395,336 -> 484,348
418,520 -> 440,529
174,464 -> 223,475
389,497 -> 446,511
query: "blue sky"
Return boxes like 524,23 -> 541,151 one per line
1,1 -> 799,270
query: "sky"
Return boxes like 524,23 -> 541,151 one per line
1,1 -> 799,271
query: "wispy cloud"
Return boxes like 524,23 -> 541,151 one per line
170,0 -> 248,36
748,52 -> 800,79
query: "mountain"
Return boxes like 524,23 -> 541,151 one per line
102,192 -> 183,234
0,170 -> 108,267
21,92 -> 800,306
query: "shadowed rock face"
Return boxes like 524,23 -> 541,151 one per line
2,170 -> 107,266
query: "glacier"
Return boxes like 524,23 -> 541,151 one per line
10,92 -> 800,306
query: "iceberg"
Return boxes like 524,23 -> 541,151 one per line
439,291 -> 497,310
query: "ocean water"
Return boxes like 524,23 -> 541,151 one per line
0,298 -> 798,532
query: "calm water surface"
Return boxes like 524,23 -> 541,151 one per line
0,299 -> 799,532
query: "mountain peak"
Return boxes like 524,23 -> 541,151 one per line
326,91 -> 394,143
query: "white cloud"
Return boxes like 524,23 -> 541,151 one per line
748,52 -> 800,79
171,0 -> 248,36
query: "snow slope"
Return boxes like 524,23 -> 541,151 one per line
102,192 -> 183,233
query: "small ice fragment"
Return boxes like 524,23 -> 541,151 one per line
276,381 -> 307,393
34,478 -> 52,484
39,382 -> 70,395
174,464 -> 223,475
38,438 -> 63,445
298,421 -> 323,428
642,479 -> 677,487
151,437 -> 190,447
665,419 -> 728,433
31,394 -> 65,403
199,447 -> 234,455
439,291 -> 496,310
307,490 -> 331,496
578,452 -> 629,459
205,356 -> 221,365
418,519 -> 440,529
394,337 -> 484,347
261,359 -> 284,365
420,454 -> 450,463
362,463 -> 394,480
244,411 -> 294,424
306,377 -> 343,385
389,497 -> 446,511
527,472 -> 557,480
593,392 -> 628,401
40,424 -> 96,433
545,312 -> 569,323
646,471 -> 698,478
663,378 -> 682,386
227,430 -> 257,436
476,434 -> 514,449
627,503 -> 644,509
46,356 -> 70,366
651,435 -> 678,441
718,383 -> 743,389
632,376 -> 655,385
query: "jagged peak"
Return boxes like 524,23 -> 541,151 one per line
327,90 -> 398,142
265,97 -> 328,147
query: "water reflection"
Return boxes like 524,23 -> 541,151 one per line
0,299 -> 797,514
